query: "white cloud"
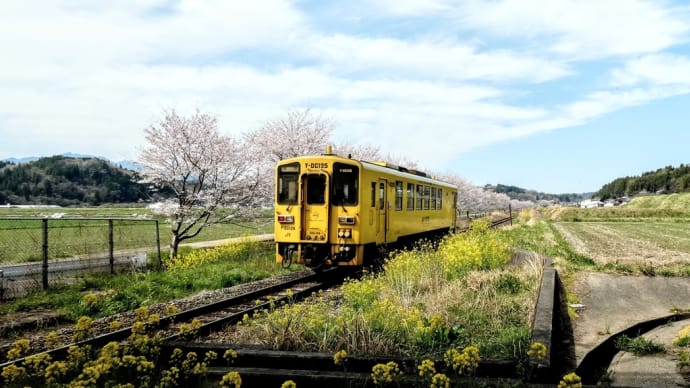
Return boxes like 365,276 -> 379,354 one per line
454,0 -> 689,58
309,34 -> 570,82
611,54 -> 690,87
369,0 -> 451,15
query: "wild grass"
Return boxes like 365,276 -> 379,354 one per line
0,240 -> 284,321
235,221 -> 542,359
615,335 -> 665,355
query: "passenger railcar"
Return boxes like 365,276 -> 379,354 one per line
275,146 -> 458,269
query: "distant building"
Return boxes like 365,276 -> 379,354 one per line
580,199 -> 603,208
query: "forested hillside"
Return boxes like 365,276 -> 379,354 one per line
486,184 -> 588,204
0,156 -> 151,206
596,164 -> 690,200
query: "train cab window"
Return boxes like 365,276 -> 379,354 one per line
277,163 -> 299,204
371,182 -> 376,207
424,186 -> 430,210
406,183 -> 414,210
437,189 -> 443,209
306,174 -> 326,204
416,185 -> 423,210
431,187 -> 437,210
395,181 -> 403,211
332,163 -> 359,206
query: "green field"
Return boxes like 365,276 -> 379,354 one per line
508,194 -> 690,276
0,207 -> 274,265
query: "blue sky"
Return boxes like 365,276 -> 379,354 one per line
1,1 -> 689,194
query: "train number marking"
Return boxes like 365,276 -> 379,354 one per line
305,162 -> 328,169
281,225 -> 295,231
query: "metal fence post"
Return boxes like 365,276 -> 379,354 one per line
0,269 -> 4,301
42,218 -> 49,290
109,219 -> 114,274
155,220 -> 162,271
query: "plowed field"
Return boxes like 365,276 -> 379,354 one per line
553,221 -> 690,267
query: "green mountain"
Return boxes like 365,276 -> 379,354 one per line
0,156 -> 151,206
485,184 -> 589,204
596,164 -> 690,200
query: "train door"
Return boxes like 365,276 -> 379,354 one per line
376,178 -> 388,243
301,173 -> 330,242
452,191 -> 458,231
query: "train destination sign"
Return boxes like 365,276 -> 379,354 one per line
305,162 -> 328,169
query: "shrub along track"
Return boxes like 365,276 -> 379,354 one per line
0,268 -> 347,369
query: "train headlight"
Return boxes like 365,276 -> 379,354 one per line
344,229 -> 351,238
277,215 -> 294,223
338,230 -> 344,238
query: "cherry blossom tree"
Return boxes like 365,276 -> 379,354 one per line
245,109 -> 335,204
138,109 -> 260,259
438,173 -> 534,215
332,142 -> 381,160
246,108 -> 334,162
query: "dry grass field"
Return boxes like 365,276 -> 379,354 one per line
553,221 -> 690,267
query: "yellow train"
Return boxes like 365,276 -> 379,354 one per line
275,146 -> 458,270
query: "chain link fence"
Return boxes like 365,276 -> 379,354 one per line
0,217 -> 161,299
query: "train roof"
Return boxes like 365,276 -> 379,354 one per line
277,152 -> 457,190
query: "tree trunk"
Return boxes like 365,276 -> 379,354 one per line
170,233 -> 180,261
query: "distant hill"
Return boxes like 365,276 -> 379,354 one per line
596,164 -> 690,200
0,155 -> 152,206
485,184 -> 590,204
2,153 -> 140,171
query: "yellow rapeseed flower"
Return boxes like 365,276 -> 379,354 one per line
418,359 -> 436,379
333,349 -> 348,365
558,372 -> 583,388
221,370 -> 242,388
281,380 -> 297,388
430,373 -> 451,388
7,338 -> 30,360
527,342 -> 548,362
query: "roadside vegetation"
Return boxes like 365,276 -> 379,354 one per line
0,240 -> 285,321
234,219 -> 542,360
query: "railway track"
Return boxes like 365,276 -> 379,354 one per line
1,215 -> 514,385
0,268 -> 348,370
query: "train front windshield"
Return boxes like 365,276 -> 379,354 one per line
277,163 -> 299,204
332,163 -> 359,206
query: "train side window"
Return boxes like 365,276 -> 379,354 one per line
379,182 -> 385,210
424,186 -> 430,209
395,181 -> 403,211
371,182 -> 376,207
431,187 -> 436,210
416,185 -> 423,210
406,183 -> 414,210
438,189 -> 443,209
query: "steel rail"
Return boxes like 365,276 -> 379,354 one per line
0,270 -> 339,370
